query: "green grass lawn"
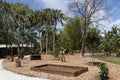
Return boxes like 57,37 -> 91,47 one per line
94,55 -> 120,65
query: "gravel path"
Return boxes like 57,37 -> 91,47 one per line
0,59 -> 49,80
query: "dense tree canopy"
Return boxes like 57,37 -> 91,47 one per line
59,17 -> 82,52
0,0 -> 120,58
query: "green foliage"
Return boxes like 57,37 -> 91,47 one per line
116,49 -> 120,57
86,27 -> 101,52
98,63 -> 109,79
59,17 -> 82,51
95,55 -> 120,65
18,49 -> 24,59
53,48 -> 60,58
99,25 -> 120,55
75,50 -> 81,54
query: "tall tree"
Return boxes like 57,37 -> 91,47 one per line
68,0 -> 106,56
99,25 -> 120,56
0,0 -> 13,55
60,17 -> 82,52
11,2 -> 32,53
86,27 -> 100,64
38,8 -> 65,54
52,9 -> 65,55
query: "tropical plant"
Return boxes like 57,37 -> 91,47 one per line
98,62 -> 109,80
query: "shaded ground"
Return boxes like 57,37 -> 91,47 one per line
3,54 -> 120,80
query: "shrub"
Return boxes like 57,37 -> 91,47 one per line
74,50 -> 80,54
18,49 -> 24,59
53,48 -> 60,58
116,49 -> 120,57
98,62 -> 109,80
15,58 -> 21,67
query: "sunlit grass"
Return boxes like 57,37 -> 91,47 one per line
94,55 -> 120,65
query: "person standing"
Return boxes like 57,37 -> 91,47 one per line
61,48 -> 66,62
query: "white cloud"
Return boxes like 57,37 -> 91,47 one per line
106,19 -> 120,29
91,10 -> 111,27
35,0 -> 69,14
34,0 -> 70,29
34,0 -> 120,31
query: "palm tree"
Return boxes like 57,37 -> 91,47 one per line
41,8 -> 53,54
52,9 -> 65,55
32,9 -> 65,54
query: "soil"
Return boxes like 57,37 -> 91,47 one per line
31,64 -> 88,76
3,54 -> 120,80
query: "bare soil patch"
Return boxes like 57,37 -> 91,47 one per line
3,54 -> 120,80
31,64 -> 88,77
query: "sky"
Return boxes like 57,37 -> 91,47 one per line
5,0 -> 120,31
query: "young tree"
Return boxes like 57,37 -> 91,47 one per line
86,27 -> 100,64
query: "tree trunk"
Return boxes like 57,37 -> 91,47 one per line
46,25 -> 48,54
22,29 -> 24,50
108,49 -> 111,56
40,38 -> 42,53
81,36 -> 85,56
4,14 -> 9,56
17,42 -> 20,55
92,49 -> 95,65
81,18 -> 87,57
6,44 -> 8,56
39,32 -> 42,54
53,25 -> 56,55
30,41 -> 32,52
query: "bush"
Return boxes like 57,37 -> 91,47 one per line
74,50 -> 81,54
98,62 -> 109,80
18,49 -> 24,59
15,58 -> 21,67
53,48 -> 60,58
116,49 -> 120,57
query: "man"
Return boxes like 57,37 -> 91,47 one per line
61,48 -> 66,62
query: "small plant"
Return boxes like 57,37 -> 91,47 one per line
98,62 -> 109,80
18,49 -> 24,59
6,56 -> 11,60
6,56 -> 14,62
53,48 -> 60,58
10,56 -> 14,62
15,58 -> 21,67
75,50 -> 81,54
116,49 -> 120,57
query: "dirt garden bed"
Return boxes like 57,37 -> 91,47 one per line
31,64 -> 88,77
3,54 -> 120,80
